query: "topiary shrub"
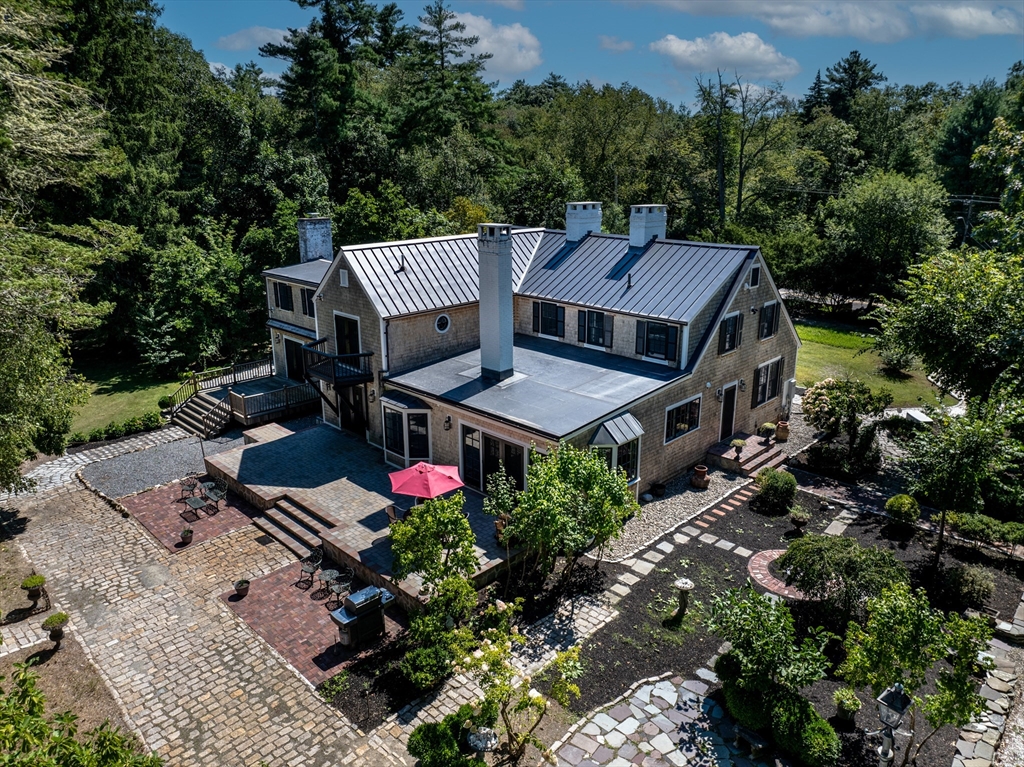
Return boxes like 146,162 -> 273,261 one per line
755,467 -> 797,515
158,395 -> 173,410
722,681 -> 771,731
802,717 -> 841,767
771,691 -> 840,767
945,564 -> 995,610
401,645 -> 455,692
407,703 -> 477,767
885,494 -> 920,526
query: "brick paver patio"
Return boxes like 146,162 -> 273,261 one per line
121,481 -> 260,553
224,560 -> 409,687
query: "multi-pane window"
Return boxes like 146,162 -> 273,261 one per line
300,288 -> 316,318
718,313 -> 742,354
407,413 -> 429,460
385,407 -> 431,464
593,439 -> 640,483
758,302 -> 780,340
665,397 -> 701,442
383,407 -> 404,455
532,301 -> 565,337
635,320 -> 679,362
273,281 -> 294,311
578,310 -> 612,347
753,358 -> 783,407
749,265 -> 760,288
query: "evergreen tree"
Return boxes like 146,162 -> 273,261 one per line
825,51 -> 886,121
800,70 -> 827,122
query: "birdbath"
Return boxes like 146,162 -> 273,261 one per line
466,727 -> 499,759
673,577 -> 695,618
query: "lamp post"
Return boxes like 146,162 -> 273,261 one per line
875,683 -> 912,767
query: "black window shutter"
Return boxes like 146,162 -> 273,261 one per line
635,321 -> 646,355
666,326 -> 679,363
578,310 -> 586,342
605,315 -> 614,348
737,313 -> 744,347
532,302 -> 539,332
273,282 -> 280,308
556,306 -> 565,337
773,304 -> 781,336
284,285 -> 294,311
718,320 -> 727,354
775,357 -> 785,399
751,367 -> 760,409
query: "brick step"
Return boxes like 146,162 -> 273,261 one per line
276,497 -> 338,534
743,450 -> 787,477
253,515 -> 312,559
265,506 -> 323,549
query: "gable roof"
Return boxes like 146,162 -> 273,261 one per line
263,258 -> 332,286
518,234 -> 756,323
336,229 -> 551,319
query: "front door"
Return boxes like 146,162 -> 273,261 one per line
338,385 -> 365,431
720,385 -> 737,441
284,338 -> 305,382
334,314 -> 360,356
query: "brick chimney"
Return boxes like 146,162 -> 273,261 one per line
297,213 -> 333,263
629,204 -> 667,248
478,224 -> 514,381
565,201 -> 602,242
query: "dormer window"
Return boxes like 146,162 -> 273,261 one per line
273,282 -> 294,311
749,265 -> 761,288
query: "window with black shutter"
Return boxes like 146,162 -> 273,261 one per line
637,321 -> 679,362
578,310 -> 610,346
753,358 -> 783,406
758,302 -> 778,340
635,320 -> 646,355
578,310 -> 586,342
718,314 -> 742,354
536,302 -> 564,337
300,288 -> 316,318
533,301 -> 540,333
274,282 -> 294,311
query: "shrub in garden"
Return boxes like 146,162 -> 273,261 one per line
770,692 -> 840,767
755,467 -> 797,515
833,686 -> 862,717
88,427 -> 106,442
722,682 -> 771,731
104,421 -> 126,439
68,432 -> 87,446
885,494 -> 920,526
141,411 -> 163,430
952,513 -> 1001,546
945,564 -> 995,609
406,703 -> 480,767
158,395 -> 173,410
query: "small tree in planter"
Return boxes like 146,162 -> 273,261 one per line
730,438 -> 746,457
789,509 -> 811,534
42,612 -> 69,648
760,422 -> 777,444
21,574 -> 45,603
833,686 -> 861,721
180,527 -> 194,544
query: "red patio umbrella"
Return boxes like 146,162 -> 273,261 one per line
389,462 -> 464,499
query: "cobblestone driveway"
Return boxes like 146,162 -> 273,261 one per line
4,484 -> 402,766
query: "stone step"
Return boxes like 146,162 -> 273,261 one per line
276,497 -> 341,531
252,515 -> 312,559
265,506 -> 323,550
743,449 -> 787,477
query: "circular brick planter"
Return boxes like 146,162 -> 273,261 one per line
747,549 -> 806,600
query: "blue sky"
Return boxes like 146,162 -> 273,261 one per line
161,1 -> 1024,104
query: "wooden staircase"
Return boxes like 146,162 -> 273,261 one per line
172,392 -> 233,438
706,432 -> 787,477
253,496 -> 344,559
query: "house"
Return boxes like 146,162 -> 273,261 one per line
262,202 -> 800,494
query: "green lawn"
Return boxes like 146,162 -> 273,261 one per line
794,320 -> 951,408
71,359 -> 180,434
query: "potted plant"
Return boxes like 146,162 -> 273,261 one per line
789,509 -> 811,533
730,438 -> 746,457
775,420 -> 790,442
21,574 -> 45,602
760,422 -> 777,444
834,687 -> 861,721
42,612 -> 69,646
650,482 -> 667,498
180,527 -> 194,544
233,579 -> 250,597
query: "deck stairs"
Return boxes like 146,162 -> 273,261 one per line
172,392 -> 232,438
706,432 -> 787,477
253,496 -> 344,559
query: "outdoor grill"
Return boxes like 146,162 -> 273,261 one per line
329,585 -> 395,649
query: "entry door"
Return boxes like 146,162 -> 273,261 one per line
720,385 -> 737,441
334,314 -> 360,356
284,338 -> 305,382
338,385 -> 365,431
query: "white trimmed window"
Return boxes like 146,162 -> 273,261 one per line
665,396 -> 701,443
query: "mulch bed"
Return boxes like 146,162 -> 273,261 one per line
120,480 -> 260,552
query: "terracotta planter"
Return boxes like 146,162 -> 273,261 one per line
694,465 -> 708,481
776,421 -> 790,442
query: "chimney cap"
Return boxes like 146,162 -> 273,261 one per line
566,201 -> 602,209
478,223 -> 512,239
631,204 -> 667,214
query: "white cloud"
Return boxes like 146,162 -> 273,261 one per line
640,1 -> 1021,43
599,35 -> 635,52
215,25 -> 288,51
457,12 -> 542,80
209,61 -> 230,76
479,0 -> 525,9
650,31 -> 800,79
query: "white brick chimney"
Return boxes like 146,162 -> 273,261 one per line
297,214 -> 334,263
629,204 -> 667,248
565,201 -> 602,242
478,224 -> 514,381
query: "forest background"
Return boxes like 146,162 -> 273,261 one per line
1,0 -> 1022,489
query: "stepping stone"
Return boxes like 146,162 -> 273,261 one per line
610,583 -> 631,597
712,509 -> 727,516
657,541 -> 674,554
642,722 -> 660,737
642,551 -> 665,563
592,746 -> 614,763
608,704 -> 633,722
987,677 -> 1011,693
607,758 -> 631,767
957,740 -> 975,758
619,572 -> 641,585
695,520 -> 709,528
681,526 -> 701,537
673,533 -> 691,545
698,533 -> 718,544
665,750 -> 687,766
682,679 -> 708,695
652,682 -> 678,707
650,733 -> 675,754
992,670 -> 1017,683
632,560 -> 655,576
582,723 -> 601,736
604,729 -> 627,748
571,733 -> 600,754
696,668 -> 719,683
559,744 -> 586,764
974,742 -> 994,761
635,685 -> 653,704
715,539 -> 735,551
616,717 -> 640,735
734,546 -> 753,557
823,521 -> 847,536
651,714 -> 674,733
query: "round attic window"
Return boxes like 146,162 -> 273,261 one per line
435,314 -> 451,334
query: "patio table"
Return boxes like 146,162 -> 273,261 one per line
317,569 -> 339,596
182,496 -> 207,523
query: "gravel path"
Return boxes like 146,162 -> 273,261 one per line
81,416 -> 319,499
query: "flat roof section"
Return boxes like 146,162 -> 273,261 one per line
386,334 -> 686,440
263,258 -> 332,286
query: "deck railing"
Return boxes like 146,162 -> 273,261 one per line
167,357 -> 274,414
301,339 -> 374,387
229,382 -> 319,422
201,397 -> 232,438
